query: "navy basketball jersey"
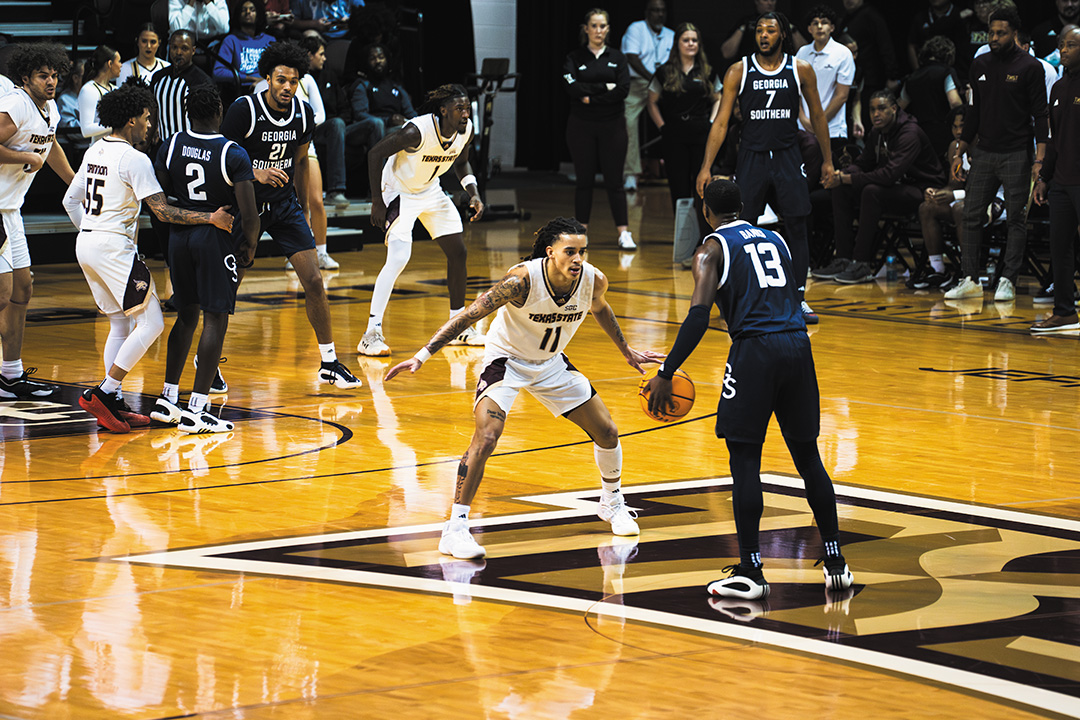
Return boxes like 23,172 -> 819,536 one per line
711,220 -> 805,339
738,54 -> 801,152
220,91 -> 314,203
155,130 -> 254,211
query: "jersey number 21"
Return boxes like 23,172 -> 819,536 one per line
743,242 -> 787,288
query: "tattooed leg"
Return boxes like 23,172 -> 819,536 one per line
454,398 -> 507,505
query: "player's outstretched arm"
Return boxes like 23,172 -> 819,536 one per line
145,193 -> 234,232
367,123 -> 422,229
589,270 -> 665,373
385,266 -> 531,381
452,132 -> 484,222
696,62 -> 741,198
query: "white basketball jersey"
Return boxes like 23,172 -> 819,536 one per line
486,258 -> 596,363
382,114 -> 472,195
73,137 -> 162,239
0,89 -> 59,210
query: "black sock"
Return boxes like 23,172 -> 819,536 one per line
741,550 -> 762,568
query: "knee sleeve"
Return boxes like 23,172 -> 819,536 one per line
594,442 -> 622,480
369,241 -> 413,323
104,313 -> 133,371
112,302 -> 164,372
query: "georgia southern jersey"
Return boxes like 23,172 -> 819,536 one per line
738,54 -> 801,152
0,89 -> 59,210
711,220 -> 805,339
382,114 -> 472,195
155,130 -> 254,211
221,91 -> 314,204
486,258 -> 595,363
66,136 -> 163,239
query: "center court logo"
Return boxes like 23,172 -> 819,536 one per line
120,476 -> 1080,717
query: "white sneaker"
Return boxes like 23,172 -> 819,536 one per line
317,250 -> 339,270
150,395 -> 183,425
447,324 -> 486,346
357,328 -> 392,356
438,519 -> 486,559
623,175 -> 637,191
618,230 -> 637,250
179,409 -> 235,434
597,493 -> 639,536
944,276 -> 983,299
994,276 -> 1015,301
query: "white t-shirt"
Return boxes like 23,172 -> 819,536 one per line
0,75 -> 14,96
117,56 -> 170,86
382,114 -> 472,195
63,136 -> 162,239
78,80 -> 114,140
0,88 -> 59,210
621,20 -> 675,79
796,37 -> 855,138
486,258 -> 596,363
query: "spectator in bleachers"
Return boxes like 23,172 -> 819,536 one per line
818,89 -> 944,284
118,24 -> 171,86
214,0 -> 275,91
838,32 -> 865,138
621,0 -> 674,193
958,0 -> 993,75
907,0 -> 969,73
915,104 -> 969,289
1032,0 -> 1080,61
840,0 -> 901,112
721,0 -> 807,61
264,0 -> 293,34
796,5 -> 855,159
56,58 -> 88,155
78,45 -> 121,143
900,36 -> 963,157
299,34 -> 356,210
288,0 -> 364,40
170,0 -> 230,41
351,42 -> 415,146
946,6 -> 1049,302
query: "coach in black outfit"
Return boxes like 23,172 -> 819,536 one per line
562,8 -> 635,250
949,7 -> 1049,303
1032,27 -> 1080,332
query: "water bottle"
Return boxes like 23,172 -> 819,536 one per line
885,255 -> 898,282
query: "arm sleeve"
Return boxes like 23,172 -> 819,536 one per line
63,163 -> 86,228
170,0 -> 194,33
303,75 -> 325,125
658,304 -> 711,379
78,85 -> 109,139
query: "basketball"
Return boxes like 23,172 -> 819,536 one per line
638,367 -> 695,422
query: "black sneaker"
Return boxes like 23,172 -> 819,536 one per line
906,267 -> 931,289
193,356 -> 228,394
318,360 -> 363,389
924,269 -> 954,289
811,257 -> 851,280
705,564 -> 770,600
0,368 -> 59,399
817,554 -> 855,592
835,261 -> 875,284
1033,283 -> 1055,304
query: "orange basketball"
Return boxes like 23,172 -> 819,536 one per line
638,367 -> 695,422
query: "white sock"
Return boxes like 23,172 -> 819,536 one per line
449,503 -> 470,522
601,479 -> 621,503
449,307 -> 464,319
100,376 -> 122,395
162,382 -> 179,404
1,360 -> 23,380
188,392 -> 208,413
929,254 -> 945,273
366,316 -> 381,334
318,343 -> 336,363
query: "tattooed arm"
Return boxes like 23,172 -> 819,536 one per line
144,193 -> 234,232
590,269 -> 666,374
385,265 -> 531,381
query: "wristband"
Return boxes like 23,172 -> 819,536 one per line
460,174 -> 477,190
414,347 -> 432,364
951,189 -> 965,200
657,363 -> 674,380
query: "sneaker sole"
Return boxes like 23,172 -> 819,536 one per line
438,541 -> 487,560
1031,322 -> 1080,332
150,410 -> 182,425
119,411 -> 151,427
318,372 -> 363,389
706,581 -> 770,600
79,395 -> 131,433
834,276 -> 874,285
357,342 -> 391,356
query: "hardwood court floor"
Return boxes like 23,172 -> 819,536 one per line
2,182 -> 1079,719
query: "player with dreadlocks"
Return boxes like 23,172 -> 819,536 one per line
358,83 -> 486,357
385,216 -> 665,559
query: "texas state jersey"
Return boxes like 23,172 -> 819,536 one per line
738,53 -> 801,152
155,130 -> 254,211
382,114 -> 472,195
0,88 -> 59,210
221,91 -> 314,204
486,258 -> 595,363
68,136 -> 162,239
711,220 -> 805,339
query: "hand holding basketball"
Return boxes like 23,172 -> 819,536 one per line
639,367 -> 695,422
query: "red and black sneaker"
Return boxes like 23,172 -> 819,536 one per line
78,387 -> 131,434
113,395 -> 151,427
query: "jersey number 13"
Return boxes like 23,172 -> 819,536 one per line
743,242 -> 788,288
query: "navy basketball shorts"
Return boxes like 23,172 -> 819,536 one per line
715,330 -> 820,444
235,194 -> 315,258
169,225 -> 240,314
736,144 -> 812,220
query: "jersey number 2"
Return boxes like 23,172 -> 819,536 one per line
185,163 -> 207,202
743,242 -> 787,288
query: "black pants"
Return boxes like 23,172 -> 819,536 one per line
661,118 -> 711,235
962,147 -> 1030,282
566,114 -> 628,226
1048,182 -> 1080,316
832,182 -> 923,262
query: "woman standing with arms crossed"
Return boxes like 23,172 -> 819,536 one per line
563,8 -> 636,250
78,45 -> 122,143
647,22 -> 721,233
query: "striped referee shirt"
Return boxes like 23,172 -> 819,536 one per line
150,63 -> 212,143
